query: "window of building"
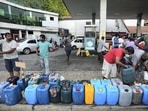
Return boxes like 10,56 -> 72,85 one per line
11,6 -> 24,18
28,31 -> 33,34
0,3 -> 9,16
32,11 -> 44,22
50,17 -> 54,21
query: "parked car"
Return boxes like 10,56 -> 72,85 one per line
71,37 -> 84,50
17,39 -> 39,54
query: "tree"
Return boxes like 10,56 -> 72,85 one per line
8,0 -> 69,19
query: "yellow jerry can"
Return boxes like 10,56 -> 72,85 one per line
85,50 -> 90,57
85,84 -> 94,104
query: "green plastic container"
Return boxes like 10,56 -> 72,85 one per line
61,86 -> 72,104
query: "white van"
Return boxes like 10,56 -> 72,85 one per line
71,37 -> 84,49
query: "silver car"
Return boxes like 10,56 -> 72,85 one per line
17,39 -> 38,54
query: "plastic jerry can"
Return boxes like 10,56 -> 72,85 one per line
49,80 -> 59,87
106,85 -> 119,105
144,71 -> 148,83
85,84 -> 94,105
131,86 -> 143,105
3,85 -> 21,105
25,84 -> 39,105
72,84 -> 84,105
139,85 -> 148,105
28,78 -> 39,85
59,80 -> 70,88
37,83 -> 50,105
61,86 -> 72,104
101,79 -> 112,86
118,85 -> 132,106
50,85 -> 61,103
111,78 -> 123,86
121,66 -> 135,85
90,78 -> 101,86
39,74 -> 49,83
80,80 -> 90,86
70,80 -> 80,86
85,50 -> 90,57
94,85 -> 106,105
17,78 -> 30,90
0,82 -> 10,103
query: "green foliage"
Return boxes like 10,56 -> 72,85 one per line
8,0 -> 69,19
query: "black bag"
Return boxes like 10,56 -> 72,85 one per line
7,76 -> 19,85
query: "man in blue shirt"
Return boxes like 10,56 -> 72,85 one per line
36,34 -> 52,75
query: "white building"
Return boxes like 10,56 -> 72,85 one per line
0,0 -> 59,41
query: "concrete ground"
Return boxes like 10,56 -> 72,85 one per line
0,48 -> 148,111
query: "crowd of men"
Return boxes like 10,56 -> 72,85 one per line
97,33 -> 148,83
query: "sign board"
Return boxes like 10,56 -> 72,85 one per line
84,37 -> 95,50
15,61 -> 26,69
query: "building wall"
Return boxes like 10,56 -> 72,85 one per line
43,14 -> 59,27
59,19 -> 129,37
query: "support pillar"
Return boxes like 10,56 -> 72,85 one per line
99,0 -> 107,40
136,13 -> 143,37
26,30 -> 28,39
19,30 -> 22,39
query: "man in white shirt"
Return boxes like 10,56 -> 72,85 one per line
97,36 -> 108,63
0,33 -> 20,77
118,35 -> 125,48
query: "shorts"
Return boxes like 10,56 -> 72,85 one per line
65,50 -> 71,57
102,59 -> 117,78
4,58 -> 20,72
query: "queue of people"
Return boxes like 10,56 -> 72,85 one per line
0,32 -> 147,85
0,33 -> 73,79
100,33 -> 148,84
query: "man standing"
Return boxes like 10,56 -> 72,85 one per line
102,46 -> 134,79
0,32 -> 20,77
112,33 -> 119,48
36,34 -> 52,75
97,36 -> 108,63
63,36 -> 72,64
